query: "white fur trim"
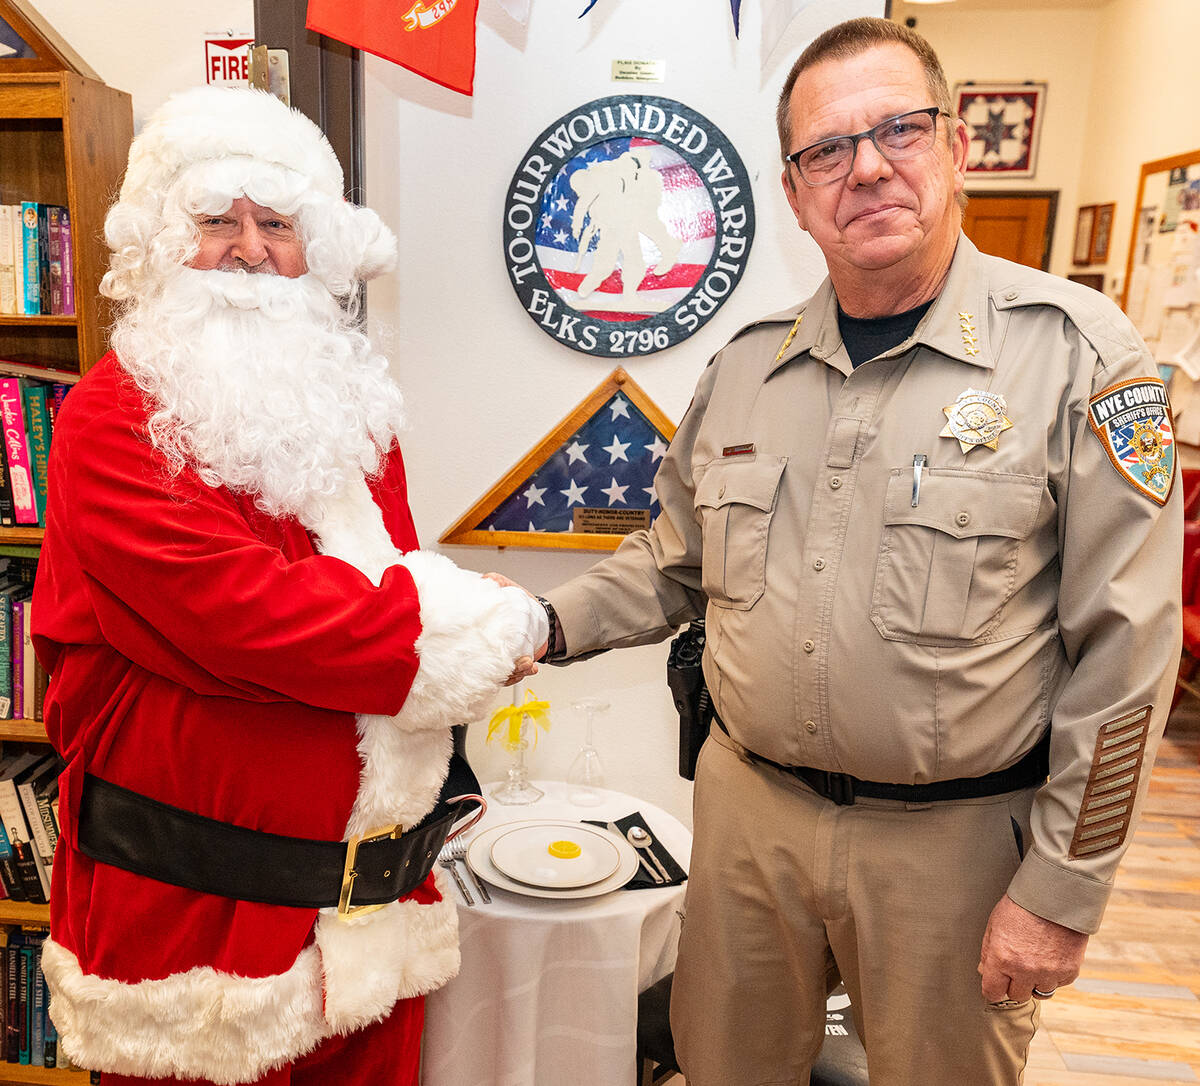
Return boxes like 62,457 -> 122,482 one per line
316,866 -> 460,1032
43,940 -> 329,1085
120,87 -> 344,206
51,478 -> 521,1079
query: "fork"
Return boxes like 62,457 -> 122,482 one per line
438,842 -> 474,906
448,833 -> 491,904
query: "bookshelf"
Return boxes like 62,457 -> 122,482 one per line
0,4 -> 132,1080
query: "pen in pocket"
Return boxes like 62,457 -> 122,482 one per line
911,454 -> 927,507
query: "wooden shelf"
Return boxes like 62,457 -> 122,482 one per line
0,720 -> 50,743
0,316 -> 77,328
0,899 -> 48,926
0,1067 -> 89,1084
0,528 -> 44,547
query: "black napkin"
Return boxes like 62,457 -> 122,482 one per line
585,811 -> 687,890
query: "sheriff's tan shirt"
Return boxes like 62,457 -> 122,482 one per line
548,236 -> 1182,932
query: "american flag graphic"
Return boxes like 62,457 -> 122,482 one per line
536,136 -> 715,323
478,392 -> 670,533
1113,415 -> 1175,496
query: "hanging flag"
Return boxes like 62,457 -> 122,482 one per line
730,0 -> 742,36
306,0 -> 480,96
496,0 -> 531,23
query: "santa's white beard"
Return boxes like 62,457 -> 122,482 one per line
112,266 -> 406,528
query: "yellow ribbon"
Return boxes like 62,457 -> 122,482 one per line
486,689 -> 552,751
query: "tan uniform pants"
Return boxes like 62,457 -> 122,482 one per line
671,727 -> 1040,1086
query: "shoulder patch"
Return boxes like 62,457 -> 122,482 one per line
1087,378 -> 1174,505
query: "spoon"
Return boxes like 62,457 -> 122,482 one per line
626,825 -> 670,883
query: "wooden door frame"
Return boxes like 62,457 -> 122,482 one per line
964,189 -> 1059,271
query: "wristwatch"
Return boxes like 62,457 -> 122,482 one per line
535,596 -> 560,660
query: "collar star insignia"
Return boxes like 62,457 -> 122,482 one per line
959,311 -> 980,357
940,388 -> 1013,453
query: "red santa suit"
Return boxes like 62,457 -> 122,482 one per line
32,351 -> 529,1082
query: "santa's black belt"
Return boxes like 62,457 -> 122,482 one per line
76,754 -> 484,917
717,716 -> 1050,806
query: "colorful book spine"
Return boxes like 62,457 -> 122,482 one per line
16,943 -> 29,1064
57,206 -> 74,316
0,379 -> 37,525
0,822 -> 21,903
18,203 -> 38,317
29,943 -> 43,1067
20,383 -> 50,528
0,586 -> 11,719
0,206 -> 16,316
35,205 -> 51,318
46,207 -> 62,317
41,963 -> 56,1067
10,595 -> 23,721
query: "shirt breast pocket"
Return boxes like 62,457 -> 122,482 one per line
694,455 -> 787,610
870,468 -> 1044,644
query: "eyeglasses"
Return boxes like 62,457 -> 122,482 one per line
786,107 -> 950,186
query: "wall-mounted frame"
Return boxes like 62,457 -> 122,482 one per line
954,81 -> 1046,178
1067,272 -> 1104,292
1073,202 -> 1116,265
1090,203 -> 1115,263
1073,205 -> 1096,265
440,367 -> 676,552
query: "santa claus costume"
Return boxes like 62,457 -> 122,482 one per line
32,86 -> 544,1085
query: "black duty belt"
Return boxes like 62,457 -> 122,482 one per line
77,753 -> 484,918
717,716 -> 1050,806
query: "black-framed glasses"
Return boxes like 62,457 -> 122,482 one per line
786,107 -> 950,186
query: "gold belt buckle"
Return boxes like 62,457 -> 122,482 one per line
337,824 -> 403,920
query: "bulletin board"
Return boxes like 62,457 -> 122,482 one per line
1121,150 -> 1200,448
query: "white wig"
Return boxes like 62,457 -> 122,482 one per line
102,86 -> 397,302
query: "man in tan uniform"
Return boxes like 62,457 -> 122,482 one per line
531,17 -> 1181,1086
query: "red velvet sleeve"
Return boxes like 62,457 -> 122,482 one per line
36,359 -> 424,717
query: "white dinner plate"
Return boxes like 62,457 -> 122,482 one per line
466,820 -> 640,899
490,821 -> 621,888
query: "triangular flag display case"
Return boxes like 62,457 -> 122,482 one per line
441,367 -> 677,552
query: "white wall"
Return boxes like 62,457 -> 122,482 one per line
892,3 -> 1102,282
363,0 -> 881,824
28,0 -> 253,128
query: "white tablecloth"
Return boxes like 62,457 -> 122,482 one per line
421,781 -> 692,1086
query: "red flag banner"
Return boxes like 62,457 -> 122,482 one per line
306,0 -> 480,96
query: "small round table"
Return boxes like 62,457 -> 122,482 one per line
421,781 -> 692,1086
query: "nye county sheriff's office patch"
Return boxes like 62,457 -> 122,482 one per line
502,95 -> 755,358
1088,378 -> 1175,505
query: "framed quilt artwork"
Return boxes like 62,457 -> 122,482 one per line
954,82 -> 1046,179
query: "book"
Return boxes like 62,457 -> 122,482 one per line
0,206 -> 16,316
18,203 -> 38,317
0,379 -> 37,525
17,943 -> 29,1064
10,593 -> 26,721
17,757 -> 60,900
10,208 -> 26,318
4,931 -> 17,1062
29,942 -> 42,1067
34,205 -> 51,319
20,382 -> 50,529
20,598 -> 35,726
41,961 -> 55,1067
0,580 -> 21,720
0,752 -> 51,904
57,205 -> 74,317
0,820 -> 23,903
46,207 -> 63,317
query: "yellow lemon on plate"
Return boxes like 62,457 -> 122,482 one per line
548,839 -> 582,859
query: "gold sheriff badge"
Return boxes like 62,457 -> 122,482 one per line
940,388 -> 1013,453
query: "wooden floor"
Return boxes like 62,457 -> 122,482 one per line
662,705 -> 1200,1085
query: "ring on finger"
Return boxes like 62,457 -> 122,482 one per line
1031,986 -> 1057,999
